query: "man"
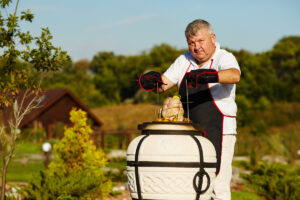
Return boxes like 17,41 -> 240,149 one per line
139,19 -> 240,200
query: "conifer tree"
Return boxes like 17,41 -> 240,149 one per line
48,108 -> 111,199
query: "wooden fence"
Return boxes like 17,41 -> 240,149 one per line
91,129 -> 141,149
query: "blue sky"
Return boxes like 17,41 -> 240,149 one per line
11,0 -> 300,61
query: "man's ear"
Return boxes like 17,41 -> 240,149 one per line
211,33 -> 216,44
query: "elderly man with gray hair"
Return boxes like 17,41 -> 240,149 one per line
139,19 -> 241,200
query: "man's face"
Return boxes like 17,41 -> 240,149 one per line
187,29 -> 216,65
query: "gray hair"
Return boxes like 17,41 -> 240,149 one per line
185,19 -> 214,38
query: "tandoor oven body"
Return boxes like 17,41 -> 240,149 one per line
126,122 -> 217,200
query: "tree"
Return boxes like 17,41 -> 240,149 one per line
90,52 -> 123,104
48,108 -> 111,199
22,109 -> 111,199
74,59 -> 90,71
271,36 -> 300,101
148,43 -> 184,70
90,44 -> 185,104
42,61 -> 108,107
0,0 -> 69,199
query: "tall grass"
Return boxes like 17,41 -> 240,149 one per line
92,103 -> 157,130
236,122 -> 300,163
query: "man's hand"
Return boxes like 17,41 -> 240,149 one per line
139,71 -> 164,91
186,69 -> 219,87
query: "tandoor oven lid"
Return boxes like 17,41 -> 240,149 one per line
138,121 -> 205,135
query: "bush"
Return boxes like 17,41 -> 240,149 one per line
250,119 -> 268,136
22,170 -> 105,200
22,108 -> 112,199
242,162 -> 300,200
236,94 -> 253,126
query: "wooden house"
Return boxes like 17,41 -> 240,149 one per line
2,89 -> 102,141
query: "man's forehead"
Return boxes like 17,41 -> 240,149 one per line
187,30 -> 210,40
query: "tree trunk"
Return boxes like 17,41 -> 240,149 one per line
1,159 -> 7,200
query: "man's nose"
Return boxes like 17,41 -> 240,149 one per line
195,42 -> 201,49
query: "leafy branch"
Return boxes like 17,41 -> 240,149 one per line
0,0 -> 70,199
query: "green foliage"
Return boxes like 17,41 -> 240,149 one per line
43,43 -> 184,106
236,94 -> 252,126
105,157 -> 127,182
242,162 -> 300,200
22,170 -> 104,200
43,35 -> 300,109
250,120 -> 267,136
93,66 -> 121,104
0,0 -> 12,8
48,108 -> 111,198
105,168 -> 127,183
89,44 -> 184,105
232,190 -> 260,200
271,36 -> 300,69
49,109 -> 104,173
235,125 -> 300,163
20,128 -> 46,142
0,0 -> 70,107
20,109 -> 112,199
249,147 -> 258,168
234,36 -> 300,103
42,60 -> 107,107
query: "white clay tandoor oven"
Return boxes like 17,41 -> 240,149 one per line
127,122 -> 217,200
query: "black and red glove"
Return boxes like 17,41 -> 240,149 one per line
139,71 -> 163,91
186,69 -> 219,88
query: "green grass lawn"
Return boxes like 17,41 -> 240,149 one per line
14,141 -> 43,155
106,159 -> 126,169
232,190 -> 261,200
3,160 -> 46,182
1,141 -> 46,182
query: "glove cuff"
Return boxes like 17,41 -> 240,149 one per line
196,70 -> 219,85
139,72 -> 163,91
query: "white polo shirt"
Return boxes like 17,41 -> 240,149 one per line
164,42 -> 240,134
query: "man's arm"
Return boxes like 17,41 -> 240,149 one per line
160,68 -> 240,93
158,75 -> 175,93
139,71 -> 176,93
188,68 -> 240,85
217,68 -> 240,84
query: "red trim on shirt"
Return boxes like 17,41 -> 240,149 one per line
209,59 -> 214,69
178,63 -> 192,90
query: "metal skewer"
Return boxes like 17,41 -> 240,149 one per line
185,80 -> 190,122
156,83 -> 159,120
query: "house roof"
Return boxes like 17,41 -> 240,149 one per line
3,89 -> 102,128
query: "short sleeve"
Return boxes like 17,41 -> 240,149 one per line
163,55 -> 186,85
219,53 -> 241,74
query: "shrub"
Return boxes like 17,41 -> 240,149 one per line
250,119 -> 268,136
22,170 -> 105,200
22,108 -> 112,199
236,94 -> 253,126
242,162 -> 300,200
